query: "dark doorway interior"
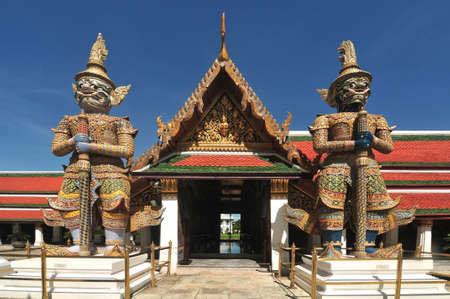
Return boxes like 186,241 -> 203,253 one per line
179,179 -> 269,261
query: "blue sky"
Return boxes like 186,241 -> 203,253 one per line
1,1 -> 449,171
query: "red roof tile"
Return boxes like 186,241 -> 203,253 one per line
383,173 -> 450,181
394,193 -> 449,210
0,196 -> 50,206
292,141 -> 316,160
0,177 -> 62,192
293,140 -> 450,164
172,155 -> 274,167
375,141 -> 450,163
0,209 -> 43,221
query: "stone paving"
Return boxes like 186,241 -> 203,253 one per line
134,267 -> 310,299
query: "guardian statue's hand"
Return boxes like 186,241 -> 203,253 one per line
355,131 -> 373,150
75,142 -> 91,154
74,134 -> 90,144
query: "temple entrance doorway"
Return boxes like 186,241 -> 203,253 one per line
179,179 -> 270,263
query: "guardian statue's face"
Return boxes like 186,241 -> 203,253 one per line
336,76 -> 371,112
75,77 -> 112,114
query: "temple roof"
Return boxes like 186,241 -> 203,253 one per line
0,209 -> 44,222
0,172 -> 63,194
396,193 -> 450,217
0,172 -> 62,222
135,153 -> 302,179
131,15 -> 310,174
130,58 -> 310,173
383,172 -> 450,187
289,131 -> 450,168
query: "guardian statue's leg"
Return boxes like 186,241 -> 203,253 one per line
68,228 -> 80,252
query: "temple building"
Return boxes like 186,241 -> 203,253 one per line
0,18 -> 449,273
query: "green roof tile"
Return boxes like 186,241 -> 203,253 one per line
143,154 -> 299,173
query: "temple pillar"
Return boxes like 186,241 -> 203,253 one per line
124,232 -> 131,245
416,220 -> 433,257
270,178 -> 289,272
51,226 -> 62,244
307,234 -> 321,252
160,178 -> 178,274
385,226 -> 399,247
341,229 -> 347,255
312,234 -> 321,250
12,224 -> 20,234
34,223 -> 43,247
140,226 -> 151,248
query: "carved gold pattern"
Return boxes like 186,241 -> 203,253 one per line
161,178 -> 178,194
130,143 -> 160,171
418,220 -> 433,227
281,112 -> 291,135
271,178 -> 289,198
130,180 -> 161,214
111,85 -> 131,106
188,94 -> 259,145
180,142 -> 273,152
88,33 -> 108,66
337,41 -> 358,70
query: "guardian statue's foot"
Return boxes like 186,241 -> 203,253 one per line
367,243 -> 402,258
45,244 -> 79,256
319,241 -> 343,258
319,230 -> 342,258
104,244 -> 124,257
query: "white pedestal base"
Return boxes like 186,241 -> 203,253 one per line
0,257 -> 12,275
0,254 -> 151,299
294,255 -> 449,298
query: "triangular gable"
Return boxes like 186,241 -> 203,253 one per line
179,92 -> 272,151
158,59 -> 285,151
131,58 -> 312,173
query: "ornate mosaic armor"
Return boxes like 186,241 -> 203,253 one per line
41,33 -> 147,256
286,40 -> 414,257
45,113 -> 137,230
310,112 -> 398,233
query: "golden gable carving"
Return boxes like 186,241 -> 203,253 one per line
183,94 -> 262,150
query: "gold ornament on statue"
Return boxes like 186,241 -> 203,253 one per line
318,40 -> 372,108
74,33 -> 131,105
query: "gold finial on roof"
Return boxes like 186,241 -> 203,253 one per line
218,12 -> 229,61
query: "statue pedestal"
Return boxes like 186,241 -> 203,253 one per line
295,255 -> 449,298
0,257 -> 12,274
0,254 -> 151,299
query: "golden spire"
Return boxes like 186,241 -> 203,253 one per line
218,12 -> 229,61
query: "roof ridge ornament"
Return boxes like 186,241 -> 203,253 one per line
218,12 -> 229,62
